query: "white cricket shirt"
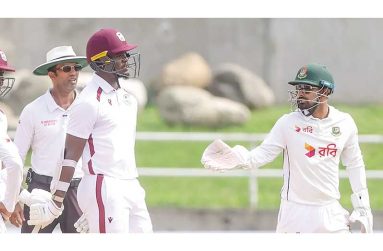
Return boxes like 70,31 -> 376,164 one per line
67,74 -> 138,179
14,90 -> 83,178
249,106 -> 365,205
0,110 -> 23,211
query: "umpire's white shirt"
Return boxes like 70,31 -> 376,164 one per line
14,90 -> 83,179
249,106 -> 365,205
67,74 -> 138,179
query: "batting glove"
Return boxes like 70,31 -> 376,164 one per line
27,199 -> 63,227
74,213 -> 89,233
349,189 -> 373,233
19,189 -> 52,207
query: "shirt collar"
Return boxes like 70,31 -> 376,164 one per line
45,89 -> 60,112
301,105 -> 334,122
45,89 -> 79,112
91,73 -> 115,94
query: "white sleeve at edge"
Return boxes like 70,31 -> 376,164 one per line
13,106 -> 34,163
0,141 -> 23,212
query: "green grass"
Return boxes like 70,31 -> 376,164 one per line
135,104 -> 383,210
142,177 -> 249,208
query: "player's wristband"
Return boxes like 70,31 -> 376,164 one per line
52,195 -> 65,203
62,159 -> 77,168
55,181 -> 70,193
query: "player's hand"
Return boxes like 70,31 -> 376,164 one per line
27,199 -> 63,227
349,189 -> 373,233
19,189 -> 52,207
74,213 -> 89,233
201,139 -> 250,171
349,208 -> 373,233
9,202 -> 24,227
0,201 -> 11,221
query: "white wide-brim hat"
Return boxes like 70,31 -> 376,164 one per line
33,46 -> 88,76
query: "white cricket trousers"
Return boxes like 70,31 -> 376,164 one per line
77,174 -> 153,233
276,199 -> 350,233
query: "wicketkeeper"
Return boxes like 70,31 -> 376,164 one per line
202,63 -> 373,233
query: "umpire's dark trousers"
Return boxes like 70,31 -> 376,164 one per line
21,169 -> 83,233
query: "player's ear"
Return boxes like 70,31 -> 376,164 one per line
325,88 -> 332,96
48,71 -> 56,80
319,87 -> 331,96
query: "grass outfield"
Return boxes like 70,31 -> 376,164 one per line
135,104 -> 383,210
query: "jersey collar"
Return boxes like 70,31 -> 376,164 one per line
92,73 -> 115,94
45,89 -> 79,112
301,105 -> 335,122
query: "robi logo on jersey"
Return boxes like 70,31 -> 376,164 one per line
305,143 -> 315,157
304,143 -> 338,158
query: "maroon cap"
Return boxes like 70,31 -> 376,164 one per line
0,49 -> 15,72
86,28 -> 137,63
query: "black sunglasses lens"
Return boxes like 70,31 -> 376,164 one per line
62,66 -> 72,72
74,65 -> 82,71
61,65 -> 82,72
296,84 -> 312,91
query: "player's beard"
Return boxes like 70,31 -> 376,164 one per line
297,98 -> 320,116
115,65 -> 130,80
297,98 -> 312,110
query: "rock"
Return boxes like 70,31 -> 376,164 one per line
158,52 -> 212,90
157,86 -> 250,127
208,63 -> 275,109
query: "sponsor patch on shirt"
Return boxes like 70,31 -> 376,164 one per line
304,142 -> 338,158
304,143 -> 315,157
295,125 -> 313,133
40,119 -> 57,126
302,126 -> 313,133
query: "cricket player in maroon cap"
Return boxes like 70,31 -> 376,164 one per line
27,28 -> 152,233
0,49 -> 23,233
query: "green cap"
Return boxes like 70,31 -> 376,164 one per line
288,63 -> 335,91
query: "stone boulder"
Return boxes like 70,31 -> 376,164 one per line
208,63 -> 275,109
158,52 -> 212,90
157,86 -> 250,127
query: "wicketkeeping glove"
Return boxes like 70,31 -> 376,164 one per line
27,199 -> 63,227
349,189 -> 373,233
74,213 -> 89,233
201,139 -> 250,171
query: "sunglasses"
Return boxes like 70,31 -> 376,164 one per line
295,84 -> 318,93
56,64 -> 83,73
